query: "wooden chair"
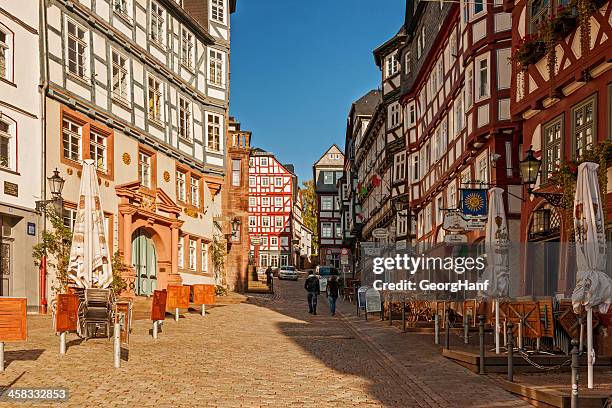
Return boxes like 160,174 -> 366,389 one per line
78,288 -> 115,339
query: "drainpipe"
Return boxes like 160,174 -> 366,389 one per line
38,0 -> 49,314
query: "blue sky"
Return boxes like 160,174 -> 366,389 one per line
229,1 -> 405,185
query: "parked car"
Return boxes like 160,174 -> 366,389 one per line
278,266 -> 298,280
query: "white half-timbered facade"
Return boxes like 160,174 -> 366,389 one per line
42,0 -> 236,297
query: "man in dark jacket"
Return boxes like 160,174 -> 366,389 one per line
304,272 -> 320,314
265,266 -> 273,293
326,275 -> 340,316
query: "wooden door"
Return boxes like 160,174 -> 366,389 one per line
132,228 -> 157,296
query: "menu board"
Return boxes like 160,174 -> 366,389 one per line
56,293 -> 79,333
0,298 -> 27,341
167,285 -> 190,309
151,289 -> 167,321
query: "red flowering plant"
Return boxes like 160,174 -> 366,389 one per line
512,34 -> 546,69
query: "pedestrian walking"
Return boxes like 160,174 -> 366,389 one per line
265,266 -> 273,293
304,272 -> 320,315
327,275 -> 340,316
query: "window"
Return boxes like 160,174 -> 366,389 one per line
271,236 -> 278,246
249,197 -> 256,207
390,103 -> 401,128
543,116 -> 563,180
477,57 -> 489,99
270,255 -> 278,268
207,113 -> 221,151
248,216 -> 256,227
178,97 -> 192,141
323,172 -> 334,184
425,204 -> 432,233
208,49 -> 224,87
190,176 -> 200,206
336,224 -> 342,237
150,2 -> 165,44
260,157 -> 268,166
529,0 -> 550,33
201,242 -> 208,272
249,176 -> 255,186
281,236 -> 289,246
394,152 -> 406,181
275,216 -> 283,228
466,66 -> 474,107
62,118 -> 82,162
210,0 -> 226,23
89,130 -> 107,172
437,196 -> 444,224
321,222 -> 332,238
321,196 -> 333,211
147,75 -> 162,122
0,120 -> 11,169
111,49 -> 129,102
397,212 -> 408,236
232,159 -> 241,186
455,96 -> 464,134
262,197 -> 270,207
181,28 -> 194,68
113,0 -> 131,18
281,255 -> 288,266
385,52 -> 399,78
189,239 -> 196,270
572,96 -> 596,158
139,151 -> 152,188
176,171 -> 186,202
274,197 -> 282,207
66,19 -> 87,78
178,237 -> 184,268
63,207 -> 77,230
412,155 -> 419,181
261,236 -> 268,246
0,28 -> 11,81
474,0 -> 484,15
404,51 -> 411,75
262,217 -> 270,227
448,183 -> 457,209
274,177 -> 282,187
478,154 -> 489,183
260,254 -> 268,267
261,177 -> 269,187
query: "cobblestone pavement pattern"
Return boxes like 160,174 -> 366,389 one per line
0,278 -> 532,407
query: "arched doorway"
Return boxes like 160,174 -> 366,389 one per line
132,228 -> 157,296
527,204 -> 561,296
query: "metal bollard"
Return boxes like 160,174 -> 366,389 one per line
201,304 -> 206,317
479,315 -> 485,374
0,342 -> 4,372
464,315 -> 469,344
60,331 -> 66,355
445,311 -> 450,349
380,301 -> 384,321
434,313 -> 440,345
389,302 -> 393,326
507,321 -> 514,382
570,339 -> 579,408
152,321 -> 158,339
402,301 -> 406,333
175,308 -> 179,322
113,322 -> 120,369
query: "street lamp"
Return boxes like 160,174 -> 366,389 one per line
519,147 -> 565,207
35,168 -> 66,212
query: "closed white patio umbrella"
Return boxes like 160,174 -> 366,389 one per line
572,162 -> 612,388
67,159 -> 113,289
479,187 -> 510,354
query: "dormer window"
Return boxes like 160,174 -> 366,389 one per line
385,52 -> 399,78
210,0 -> 226,24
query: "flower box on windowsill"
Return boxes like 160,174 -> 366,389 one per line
513,36 -> 546,70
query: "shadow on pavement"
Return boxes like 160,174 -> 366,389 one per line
2,349 -> 45,368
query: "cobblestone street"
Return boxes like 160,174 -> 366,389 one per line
0,278 -> 531,407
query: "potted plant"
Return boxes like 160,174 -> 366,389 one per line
513,35 -> 547,69
547,6 -> 578,40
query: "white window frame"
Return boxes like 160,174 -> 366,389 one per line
150,1 -> 165,46
262,196 -> 270,207
206,112 -> 222,152
275,216 -> 283,228
321,196 -> 333,211
0,26 -> 13,82
472,0 -> 485,18
208,48 -> 225,88
274,176 -> 282,187
201,242 -> 208,272
323,172 -> 334,185
274,197 -> 282,207
147,74 -> 163,122
249,197 -> 256,207
62,118 -> 82,162
111,48 -> 130,103
280,255 -> 288,266
189,239 -> 197,270
260,157 -> 268,166
180,27 -> 194,69
321,222 -> 332,238
261,177 -> 269,187
476,54 -> 490,101
477,151 -> 489,183
385,52 -> 399,78
248,216 -> 256,227
260,254 -> 269,267
178,236 -> 185,268
139,151 -> 152,188
89,129 -> 108,172
394,152 -> 406,182
270,254 -> 278,268
0,119 -> 14,170
270,236 -> 278,246
66,18 -> 88,79
389,102 -> 401,128
210,0 -> 226,24
113,0 -> 133,20
176,170 -> 186,202
178,97 -> 192,141
190,176 -> 200,206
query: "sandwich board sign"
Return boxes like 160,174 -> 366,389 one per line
365,288 -> 382,313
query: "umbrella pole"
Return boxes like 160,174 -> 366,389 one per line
579,316 -> 584,352
587,307 -> 593,389
495,299 -> 500,354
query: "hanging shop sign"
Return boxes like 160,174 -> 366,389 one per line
444,233 -> 468,244
443,212 -> 468,232
372,228 -> 389,239
460,189 -> 488,218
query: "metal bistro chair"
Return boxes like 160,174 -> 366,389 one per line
78,288 -> 115,340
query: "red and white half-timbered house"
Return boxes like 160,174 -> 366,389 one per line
248,149 -> 296,269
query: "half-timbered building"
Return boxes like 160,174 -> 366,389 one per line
42,0 -> 236,297
248,149 -> 295,269
313,145 -> 344,268
399,0 -> 522,246
509,0 -> 612,296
